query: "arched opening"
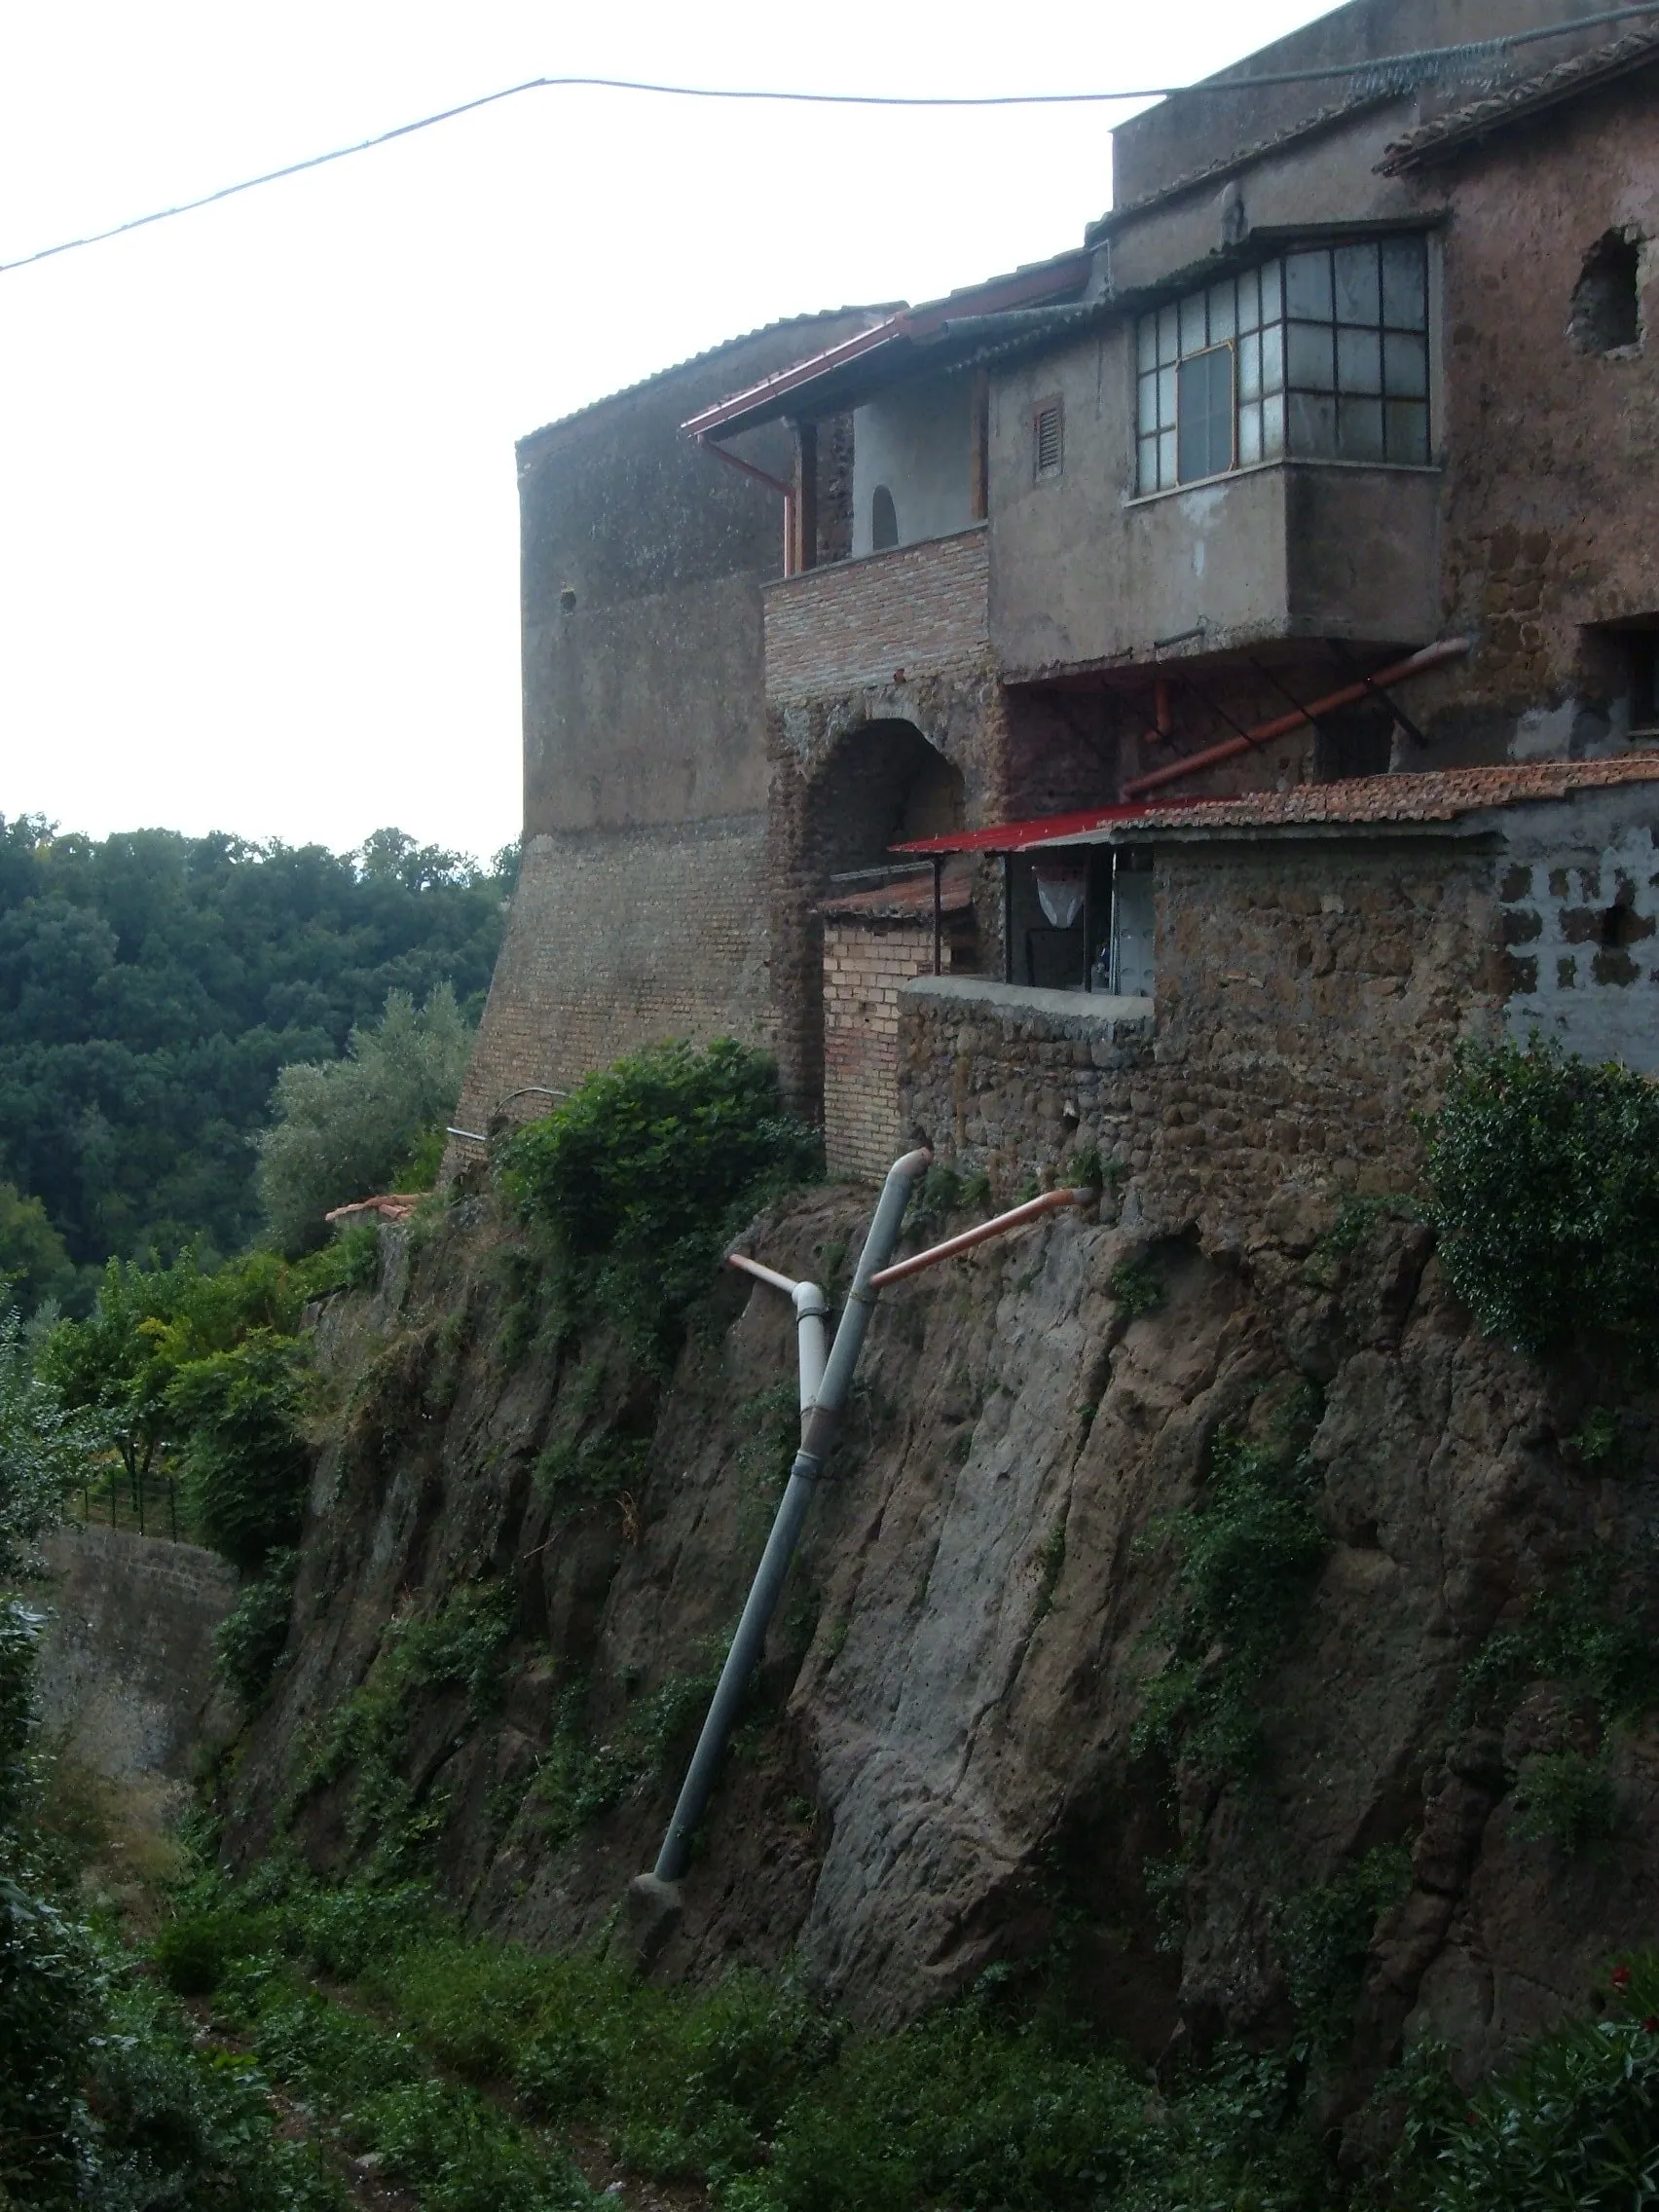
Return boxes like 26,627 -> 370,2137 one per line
784,721 -> 969,1169
870,484 -> 899,551
808,719 -> 964,883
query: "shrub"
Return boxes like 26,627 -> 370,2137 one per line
1431,1953 -> 1659,2210
169,1332 -> 312,1572
214,1549 -> 300,1707
256,986 -> 474,1254
500,1039 -> 820,1356
1422,1035 -> 1659,1363
1456,1557 -> 1659,1731
1510,1748 -> 1619,1853
1279,1845 -> 1412,2058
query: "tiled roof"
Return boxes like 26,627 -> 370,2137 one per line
1116,755 -> 1659,836
517,307 -> 898,447
1378,25 -> 1659,169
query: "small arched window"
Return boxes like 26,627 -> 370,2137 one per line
870,485 -> 899,550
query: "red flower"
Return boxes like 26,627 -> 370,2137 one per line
1613,1966 -> 1633,1989
1643,2016 -> 1659,2035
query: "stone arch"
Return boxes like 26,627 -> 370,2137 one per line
774,717 -> 966,1119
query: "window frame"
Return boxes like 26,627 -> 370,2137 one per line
1133,233 -> 1433,498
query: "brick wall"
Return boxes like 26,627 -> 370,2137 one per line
824,918 -> 974,1180
765,527 -> 989,702
451,816 -> 770,1152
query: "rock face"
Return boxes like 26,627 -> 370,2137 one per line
225,1183 -> 1659,2090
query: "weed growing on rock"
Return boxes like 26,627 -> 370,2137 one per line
1455,1557 -> 1659,1732
534,1667 -> 721,1851
1278,1844 -> 1412,2059
214,1547 -> 300,1707
1510,1748 -> 1619,1853
1108,1255 -> 1163,1319
287,1584 -> 514,1871
532,1432 -> 648,1520
1422,1035 -> 1659,1367
1133,1406 -> 1328,1783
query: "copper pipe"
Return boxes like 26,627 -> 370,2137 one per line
726,1251 -> 802,1296
868,1186 -> 1094,1287
1121,638 -> 1470,799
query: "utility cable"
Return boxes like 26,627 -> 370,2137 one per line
4,3 -> 1657,277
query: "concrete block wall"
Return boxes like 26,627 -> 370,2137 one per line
764,527 -> 989,701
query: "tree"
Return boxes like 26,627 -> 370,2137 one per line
254,986 -> 474,1253
0,816 -> 510,1273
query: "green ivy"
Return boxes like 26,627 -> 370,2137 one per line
1278,1844 -> 1412,2058
1133,1400 -> 1328,1782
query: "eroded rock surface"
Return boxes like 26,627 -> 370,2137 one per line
225,1185 -> 1659,2089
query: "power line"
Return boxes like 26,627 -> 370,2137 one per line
5,5 -> 1657,278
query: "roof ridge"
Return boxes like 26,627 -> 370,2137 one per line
1378,22 -> 1659,169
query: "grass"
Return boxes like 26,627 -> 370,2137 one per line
130,1862 -> 1659,2212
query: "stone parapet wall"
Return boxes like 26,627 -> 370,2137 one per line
898,977 -> 1155,1196
35,1524 -> 238,1784
764,528 -> 989,703
900,838 -> 1498,1241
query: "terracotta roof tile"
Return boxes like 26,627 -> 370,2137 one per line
1378,25 -> 1659,169
1118,755 -> 1659,836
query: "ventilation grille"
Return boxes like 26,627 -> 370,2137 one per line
1034,399 -> 1063,479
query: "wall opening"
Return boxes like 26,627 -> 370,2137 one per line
870,485 -> 899,551
811,719 -> 964,881
1569,230 -> 1641,354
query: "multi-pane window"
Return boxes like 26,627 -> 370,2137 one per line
1135,236 -> 1430,495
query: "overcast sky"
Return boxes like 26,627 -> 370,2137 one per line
0,0 -> 1330,865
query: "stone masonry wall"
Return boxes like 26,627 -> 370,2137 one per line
901,836 -> 1497,1239
765,527 -> 989,702
898,977 -> 1155,1197
824,917 -> 975,1180
35,1524 -> 238,1786
453,817 -> 770,1147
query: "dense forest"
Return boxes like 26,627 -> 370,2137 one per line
0,817 -> 513,1296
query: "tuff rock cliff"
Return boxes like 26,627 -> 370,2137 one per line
222,1176 -> 1659,2106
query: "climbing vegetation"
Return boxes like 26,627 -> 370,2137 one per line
1133,1397 -> 1328,1782
1422,1035 -> 1659,1365
500,1039 -> 821,1357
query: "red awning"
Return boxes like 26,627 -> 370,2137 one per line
891,797 -> 1200,856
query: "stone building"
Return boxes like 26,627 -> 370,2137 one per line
450,309 -> 883,1148
677,0 -> 1659,1175
457,0 -> 1659,1187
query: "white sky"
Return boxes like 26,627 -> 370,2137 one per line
0,1 -> 1330,866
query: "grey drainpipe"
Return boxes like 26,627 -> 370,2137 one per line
646,1146 -> 931,1889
